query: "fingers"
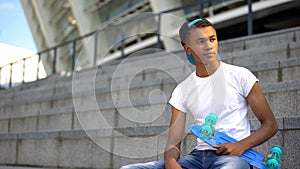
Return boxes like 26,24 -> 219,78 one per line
213,143 -> 244,156
213,144 -> 229,155
212,144 -> 222,149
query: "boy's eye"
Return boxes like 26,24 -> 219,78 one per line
195,38 -> 216,44
196,39 -> 206,44
210,38 -> 216,42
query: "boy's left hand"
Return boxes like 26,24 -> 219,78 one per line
213,142 -> 248,156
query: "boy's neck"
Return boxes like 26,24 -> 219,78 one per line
195,61 -> 220,78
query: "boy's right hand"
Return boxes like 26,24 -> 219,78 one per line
165,158 -> 182,169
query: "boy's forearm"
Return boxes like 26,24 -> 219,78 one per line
165,106 -> 186,168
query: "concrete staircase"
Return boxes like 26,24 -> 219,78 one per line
0,26 -> 300,169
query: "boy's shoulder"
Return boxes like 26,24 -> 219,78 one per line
222,62 -> 248,71
222,62 -> 252,75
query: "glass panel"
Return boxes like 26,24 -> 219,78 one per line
0,65 -> 12,88
11,61 -> 24,86
56,43 -> 73,75
23,55 -> 39,83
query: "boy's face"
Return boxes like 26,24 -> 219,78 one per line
184,26 -> 218,65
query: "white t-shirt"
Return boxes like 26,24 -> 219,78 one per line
169,62 -> 258,150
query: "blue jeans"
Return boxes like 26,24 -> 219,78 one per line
120,149 -> 251,169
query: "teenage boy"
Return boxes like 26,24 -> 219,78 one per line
120,17 -> 278,169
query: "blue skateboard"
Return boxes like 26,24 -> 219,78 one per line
190,113 -> 282,169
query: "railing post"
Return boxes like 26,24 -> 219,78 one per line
53,48 -> 57,74
156,13 -> 162,49
247,0 -> 253,35
22,58 -> 26,84
36,53 -> 41,80
121,32 -> 125,59
9,63 -> 13,88
94,31 -> 98,66
72,40 -> 77,71
198,0 -> 203,17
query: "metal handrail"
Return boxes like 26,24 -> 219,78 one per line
0,0 -> 252,89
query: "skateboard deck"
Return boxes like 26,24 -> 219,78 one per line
190,113 -> 282,169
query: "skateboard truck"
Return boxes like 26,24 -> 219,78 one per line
190,112 -> 282,169
200,113 -> 218,138
265,145 -> 282,169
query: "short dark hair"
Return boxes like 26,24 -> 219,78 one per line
179,17 -> 215,46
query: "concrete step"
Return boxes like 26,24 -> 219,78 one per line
248,58 -> 300,83
220,41 -> 300,66
0,116 -> 299,169
0,51 -> 190,102
218,26 -> 300,66
1,79 -> 299,134
218,26 -> 300,53
2,45 -> 299,105
72,58 -> 300,98
3,70 -> 299,118
2,57 -> 300,109
1,73 -> 70,95
70,53 -> 300,96
55,57 -> 300,107
0,166 -> 48,169
2,26 -> 299,96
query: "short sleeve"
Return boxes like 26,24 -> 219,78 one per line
168,85 -> 189,113
241,68 -> 259,97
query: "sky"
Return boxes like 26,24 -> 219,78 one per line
0,0 -> 37,52
0,0 -> 42,85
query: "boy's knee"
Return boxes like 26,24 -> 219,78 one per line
119,165 -> 130,169
223,156 -> 250,169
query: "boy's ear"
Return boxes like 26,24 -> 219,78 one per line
183,45 -> 192,54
